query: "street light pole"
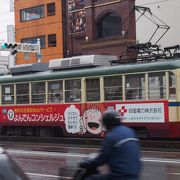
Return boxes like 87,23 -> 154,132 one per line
36,38 -> 42,63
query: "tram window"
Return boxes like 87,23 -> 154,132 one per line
48,81 -> 63,103
86,78 -> 100,101
31,82 -> 45,103
169,72 -> 176,99
65,79 -> 81,103
2,84 -> 14,105
125,74 -> 145,100
148,72 -> 166,99
16,83 -> 29,104
104,76 -> 122,100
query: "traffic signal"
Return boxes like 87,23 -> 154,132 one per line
1,43 -> 18,55
1,43 -> 8,49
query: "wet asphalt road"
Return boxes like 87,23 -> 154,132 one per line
7,147 -> 180,180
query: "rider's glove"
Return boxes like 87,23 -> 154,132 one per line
79,160 -> 91,168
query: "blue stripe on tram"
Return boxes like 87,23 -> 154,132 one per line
168,102 -> 180,106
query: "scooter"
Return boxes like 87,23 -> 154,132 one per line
73,166 -> 98,180
58,153 -> 100,180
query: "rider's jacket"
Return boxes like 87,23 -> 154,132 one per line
89,125 -> 141,180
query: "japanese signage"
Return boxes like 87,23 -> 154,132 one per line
6,106 -> 63,123
116,102 -> 165,123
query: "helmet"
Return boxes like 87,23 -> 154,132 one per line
102,110 -> 121,130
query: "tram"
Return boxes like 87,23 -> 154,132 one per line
0,54 -> 180,138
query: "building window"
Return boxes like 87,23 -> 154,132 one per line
20,5 -> 45,21
47,3 -> 55,16
48,34 -> 56,47
97,12 -> 122,38
21,36 -> 46,49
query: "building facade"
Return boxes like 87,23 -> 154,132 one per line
64,0 -> 136,62
14,0 -> 136,64
15,0 -> 63,64
11,0 -> 180,65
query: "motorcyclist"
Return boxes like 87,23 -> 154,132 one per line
80,110 -> 141,180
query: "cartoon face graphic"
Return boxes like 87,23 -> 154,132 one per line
83,109 -> 102,134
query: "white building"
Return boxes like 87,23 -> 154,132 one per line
136,0 -> 180,48
0,0 -> 15,72
0,0 -> 15,43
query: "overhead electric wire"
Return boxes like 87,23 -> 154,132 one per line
140,0 -> 174,6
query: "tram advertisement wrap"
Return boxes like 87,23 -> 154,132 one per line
0,101 -> 168,135
0,104 -> 104,135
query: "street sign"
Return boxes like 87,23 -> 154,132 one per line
0,56 -> 9,65
16,43 -> 40,53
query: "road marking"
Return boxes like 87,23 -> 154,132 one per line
142,158 -> 180,164
26,171 -> 180,179
169,173 -> 180,175
7,149 -> 87,157
26,172 -> 72,179
26,172 -> 59,178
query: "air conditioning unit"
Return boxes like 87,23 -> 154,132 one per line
49,55 -> 118,70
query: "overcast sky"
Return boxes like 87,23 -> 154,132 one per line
0,0 -> 14,42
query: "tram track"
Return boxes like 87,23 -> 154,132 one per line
140,139 -> 180,152
0,136 -> 180,152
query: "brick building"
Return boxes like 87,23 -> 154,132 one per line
14,0 -> 136,65
64,0 -> 136,62
14,0 -> 63,64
